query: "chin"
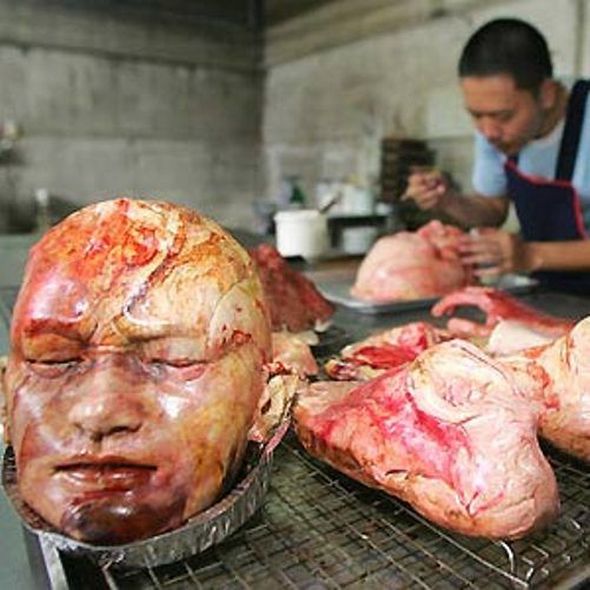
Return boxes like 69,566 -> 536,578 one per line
494,143 -> 517,156
20,463 -> 190,544
504,139 -> 530,156
59,492 -> 187,544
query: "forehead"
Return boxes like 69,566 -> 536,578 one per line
460,74 -> 533,111
12,200 -> 252,345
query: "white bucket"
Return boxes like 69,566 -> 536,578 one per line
274,209 -> 328,260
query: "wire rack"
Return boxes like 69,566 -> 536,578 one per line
95,433 -> 589,590
2,286 -> 588,589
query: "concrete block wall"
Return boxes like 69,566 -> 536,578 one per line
262,0 -> 589,213
1,0 -> 587,234
0,0 -> 263,230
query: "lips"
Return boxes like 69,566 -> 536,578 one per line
55,459 -> 156,491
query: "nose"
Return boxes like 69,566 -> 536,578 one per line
68,360 -> 150,442
68,395 -> 143,442
478,117 -> 502,142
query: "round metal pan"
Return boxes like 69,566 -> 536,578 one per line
2,420 -> 289,569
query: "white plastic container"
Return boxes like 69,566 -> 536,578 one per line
274,209 -> 328,260
341,226 -> 378,255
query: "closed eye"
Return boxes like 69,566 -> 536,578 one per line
145,358 -> 207,381
469,110 -> 513,123
27,358 -> 83,365
26,358 -> 85,378
148,358 -> 204,368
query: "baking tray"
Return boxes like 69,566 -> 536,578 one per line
317,274 -> 538,315
65,431 -> 589,589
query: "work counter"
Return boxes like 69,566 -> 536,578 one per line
1,262 -> 589,589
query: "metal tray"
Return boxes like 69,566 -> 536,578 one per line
317,274 -> 538,315
2,420 -> 290,570
72,432 -> 589,589
310,324 -> 350,355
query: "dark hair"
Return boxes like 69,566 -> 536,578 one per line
458,18 -> 553,93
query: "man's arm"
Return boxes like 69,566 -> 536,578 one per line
436,190 -> 509,228
460,230 -> 590,278
525,240 -> 590,272
403,170 -> 509,227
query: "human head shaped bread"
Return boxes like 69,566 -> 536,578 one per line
3,198 -> 271,544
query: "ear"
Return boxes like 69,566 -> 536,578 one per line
539,79 -> 558,110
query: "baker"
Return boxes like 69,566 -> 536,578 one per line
405,18 -> 590,293
3,198 -> 271,544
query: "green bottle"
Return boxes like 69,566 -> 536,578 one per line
289,177 -> 306,208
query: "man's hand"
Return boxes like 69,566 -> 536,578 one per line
403,169 -> 509,228
458,228 -> 529,278
403,169 -> 453,211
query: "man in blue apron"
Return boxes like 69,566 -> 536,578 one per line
405,18 -> 590,293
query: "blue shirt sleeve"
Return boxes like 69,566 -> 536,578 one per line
472,132 -> 508,197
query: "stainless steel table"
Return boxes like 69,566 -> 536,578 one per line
1,285 -> 589,590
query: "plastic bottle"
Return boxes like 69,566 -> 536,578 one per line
289,176 -> 306,209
